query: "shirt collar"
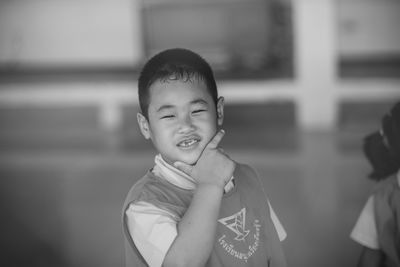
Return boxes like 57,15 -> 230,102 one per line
152,154 -> 235,193
153,154 -> 196,190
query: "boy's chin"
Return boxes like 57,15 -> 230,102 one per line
173,154 -> 200,167
176,157 -> 197,166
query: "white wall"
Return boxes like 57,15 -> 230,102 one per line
0,0 -> 143,67
2,0 -> 400,67
337,0 -> 400,58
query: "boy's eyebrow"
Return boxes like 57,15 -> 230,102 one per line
190,99 -> 209,106
156,99 -> 209,112
156,105 -> 175,113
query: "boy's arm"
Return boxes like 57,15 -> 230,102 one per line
163,182 -> 223,267
162,130 -> 235,267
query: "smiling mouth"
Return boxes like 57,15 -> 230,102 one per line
177,138 -> 200,148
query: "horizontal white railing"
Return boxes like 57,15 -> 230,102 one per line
0,79 -> 399,132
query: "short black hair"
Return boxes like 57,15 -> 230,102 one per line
138,48 -> 218,118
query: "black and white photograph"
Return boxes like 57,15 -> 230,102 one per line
0,0 -> 399,266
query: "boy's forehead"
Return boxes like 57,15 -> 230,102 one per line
148,78 -> 212,105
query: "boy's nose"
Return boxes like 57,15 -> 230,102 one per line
178,115 -> 195,133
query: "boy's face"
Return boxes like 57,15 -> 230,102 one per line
137,78 -> 224,166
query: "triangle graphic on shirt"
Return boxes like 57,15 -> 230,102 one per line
218,208 -> 250,241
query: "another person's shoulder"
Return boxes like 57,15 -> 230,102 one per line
373,173 -> 399,197
372,172 -> 400,213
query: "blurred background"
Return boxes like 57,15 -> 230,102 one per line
0,0 -> 399,266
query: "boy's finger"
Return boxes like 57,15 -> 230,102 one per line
173,161 -> 193,175
206,129 -> 225,150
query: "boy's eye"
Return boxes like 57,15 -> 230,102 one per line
160,115 -> 175,119
192,109 -> 206,114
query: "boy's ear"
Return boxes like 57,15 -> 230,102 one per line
216,97 -> 224,126
137,113 -> 151,140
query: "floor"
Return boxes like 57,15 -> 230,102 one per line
0,128 -> 376,267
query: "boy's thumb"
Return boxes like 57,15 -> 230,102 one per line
173,161 -> 193,175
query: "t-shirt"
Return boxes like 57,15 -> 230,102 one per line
123,155 -> 287,267
127,200 -> 286,267
351,170 -> 400,254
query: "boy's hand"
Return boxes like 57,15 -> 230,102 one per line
174,130 -> 235,189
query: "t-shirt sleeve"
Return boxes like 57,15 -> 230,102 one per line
268,201 -> 287,241
350,195 -> 380,249
126,201 -> 178,267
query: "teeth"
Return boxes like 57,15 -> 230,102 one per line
178,139 -> 198,147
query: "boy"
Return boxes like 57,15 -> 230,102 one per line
350,101 -> 400,267
122,48 -> 287,267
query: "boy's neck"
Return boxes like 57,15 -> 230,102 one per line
153,154 -> 235,193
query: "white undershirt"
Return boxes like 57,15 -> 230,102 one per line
126,155 -> 287,267
350,195 -> 379,249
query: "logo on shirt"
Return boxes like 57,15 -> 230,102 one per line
218,208 -> 250,241
217,208 -> 262,262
